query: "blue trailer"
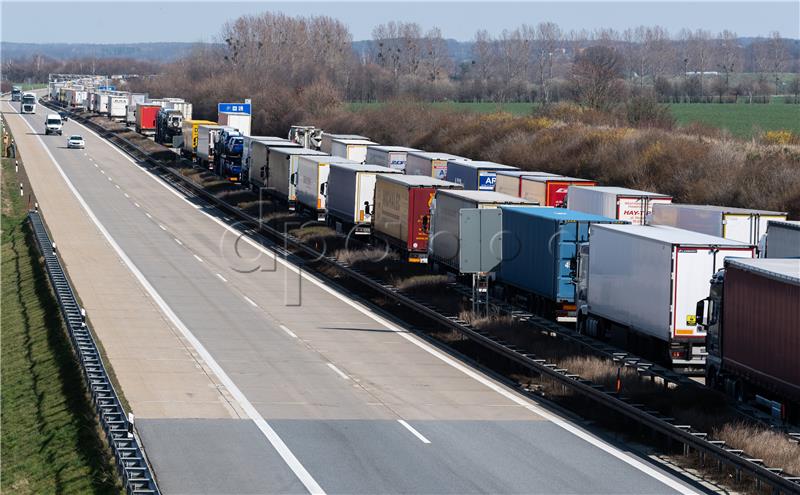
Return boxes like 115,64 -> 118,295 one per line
445,160 -> 518,191
498,207 -> 626,322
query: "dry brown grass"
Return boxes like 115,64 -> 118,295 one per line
394,274 -> 450,292
715,423 -> 800,477
335,248 -> 399,266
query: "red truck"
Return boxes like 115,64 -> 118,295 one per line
372,175 -> 461,263
698,258 -> 800,421
135,103 -> 161,135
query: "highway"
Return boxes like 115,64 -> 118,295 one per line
3,96 -> 703,494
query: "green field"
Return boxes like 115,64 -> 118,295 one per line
349,100 -> 799,138
10,83 -> 48,91
668,102 -> 800,138
1,157 -> 120,494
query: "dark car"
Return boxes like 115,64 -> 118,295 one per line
59,111 -> 69,122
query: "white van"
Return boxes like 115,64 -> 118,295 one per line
45,114 -> 63,136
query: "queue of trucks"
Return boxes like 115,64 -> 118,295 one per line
42,80 -> 799,420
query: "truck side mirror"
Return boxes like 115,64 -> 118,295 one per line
320,182 -> 327,196
364,202 -> 371,215
695,299 -> 707,325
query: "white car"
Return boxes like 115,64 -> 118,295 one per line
67,135 -> 85,149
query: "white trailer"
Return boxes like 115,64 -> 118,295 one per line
405,151 -> 466,179
246,139 -> 299,190
365,146 -> 419,172
650,203 -> 787,245
579,224 -> 755,371
218,112 -> 250,137
326,163 -> 402,234
242,136 -> 290,180
96,93 -> 111,114
764,220 -> 800,258
330,138 -> 377,163
108,95 -> 128,120
567,186 -> 672,225
428,190 -> 536,271
295,155 -> 357,220
165,101 -> 192,121
196,125 -> 225,169
264,147 -> 327,207
126,93 -> 147,124
320,133 -> 369,154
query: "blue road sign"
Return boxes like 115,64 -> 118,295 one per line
218,103 -> 251,115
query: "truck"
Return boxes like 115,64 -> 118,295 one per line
650,204 -> 787,246
11,86 -> 22,101
96,93 -> 111,114
577,224 -> 755,372
405,151 -> 466,180
320,133 -> 369,154
445,160 -> 519,191
567,186 -> 672,225
126,93 -> 147,125
494,170 -> 558,198
698,258 -> 800,420
218,111 -> 250,137
44,113 -> 63,135
498,207 -> 625,322
241,136 -> 293,185
262,146 -> 324,206
514,175 -> 596,207
108,95 -> 128,120
330,138 -> 377,163
295,155 -> 358,221
164,101 -> 192,121
365,146 -> 419,172
20,92 -> 37,113
762,220 -> 800,258
135,103 -> 161,135
326,163 -> 402,234
288,125 -> 322,149
196,124 -> 226,170
180,119 -> 217,159
428,189 -> 536,271
373,175 -> 462,263
155,109 -> 184,146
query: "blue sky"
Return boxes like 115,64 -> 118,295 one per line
2,1 -> 799,43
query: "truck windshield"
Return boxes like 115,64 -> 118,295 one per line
47,118 -> 61,125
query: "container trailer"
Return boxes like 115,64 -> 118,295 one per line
263,147 -> 326,207
196,125 -> 227,169
650,204 -> 786,246
428,189 -> 536,271
108,95 -> 128,120
180,119 -> 217,158
245,139 -> 301,191
498,207 -> 625,322
445,160 -> 518,191
126,93 -> 147,125
218,111 -> 250,137
135,103 -> 161,135
494,170 -> 558,198
165,101 -> 192,121
517,175 -> 596,207
241,136 -> 292,184
295,155 -> 358,221
373,175 -> 462,263
320,133 -> 369,154
405,151 -> 466,180
330,138 -> 377,163
567,186 -> 672,225
698,258 -> 800,420
763,220 -> 800,258
96,93 -> 111,114
577,224 -> 755,372
365,146 -> 419,172
326,163 -> 402,234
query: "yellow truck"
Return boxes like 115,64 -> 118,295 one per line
180,119 -> 217,159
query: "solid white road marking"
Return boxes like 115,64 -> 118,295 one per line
174,238 -> 183,246
279,325 -> 298,339
193,254 -> 204,263
243,296 -> 258,307
26,102 -> 691,494
398,420 -> 431,444
216,273 -> 227,282
13,108 -> 327,495
327,363 -> 350,380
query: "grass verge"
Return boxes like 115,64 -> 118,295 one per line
1,157 -> 121,494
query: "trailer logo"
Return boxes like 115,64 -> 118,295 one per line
478,174 -> 496,190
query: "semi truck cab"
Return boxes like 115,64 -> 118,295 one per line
21,92 -> 37,113
695,270 -> 724,384
11,86 -> 22,101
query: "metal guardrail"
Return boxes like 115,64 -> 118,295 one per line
56,102 -> 800,494
28,210 -> 160,495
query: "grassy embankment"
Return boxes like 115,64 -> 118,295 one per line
1,155 -> 120,494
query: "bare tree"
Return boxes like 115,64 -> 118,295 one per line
535,21 -> 562,103
686,29 -> 712,98
422,27 -> 452,82
715,30 -> 741,96
570,45 -> 623,109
